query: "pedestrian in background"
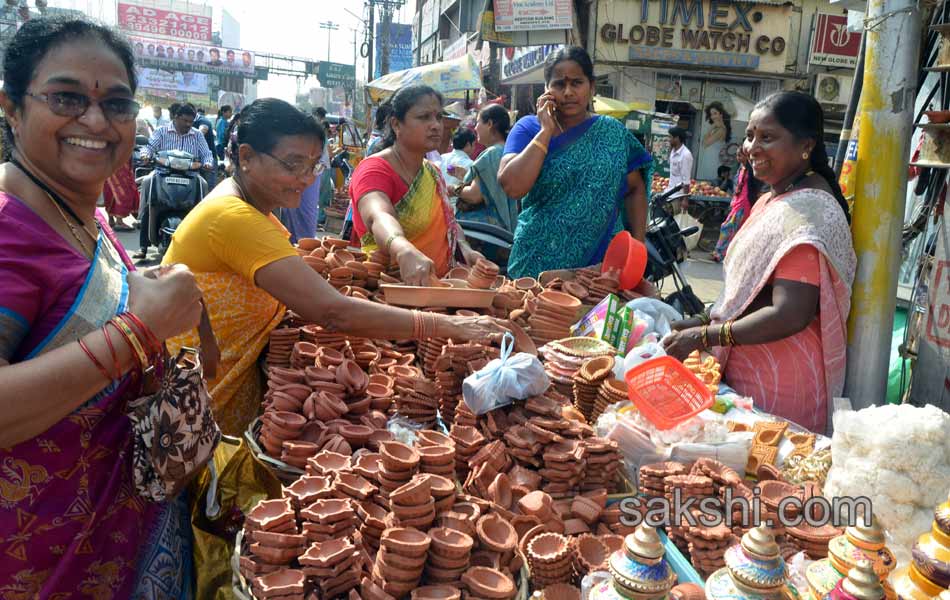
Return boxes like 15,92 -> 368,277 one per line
440,127 -> 475,210
215,104 -> 232,160
455,104 -> 518,233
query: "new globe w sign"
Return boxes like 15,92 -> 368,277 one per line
319,62 -> 356,90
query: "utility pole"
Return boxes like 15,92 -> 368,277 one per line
319,21 -> 339,63
366,0 -> 406,80
843,0 -> 920,409
368,1 -> 375,80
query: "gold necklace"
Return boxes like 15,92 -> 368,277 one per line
47,192 -> 95,256
390,146 -> 418,186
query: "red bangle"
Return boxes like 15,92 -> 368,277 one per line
101,326 -> 121,379
106,320 -> 141,371
79,338 -> 112,381
120,313 -> 161,355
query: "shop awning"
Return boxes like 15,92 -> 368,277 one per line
366,55 -> 483,104
593,95 -> 652,118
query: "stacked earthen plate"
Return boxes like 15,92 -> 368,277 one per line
527,532 -> 575,587
528,291 -> 583,346
573,356 -> 615,420
266,327 -> 299,368
298,536 -> 362,598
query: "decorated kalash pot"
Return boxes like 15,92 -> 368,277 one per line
892,492 -> 950,600
705,525 -> 800,600
806,518 -> 897,600
828,560 -> 885,600
590,523 -> 676,600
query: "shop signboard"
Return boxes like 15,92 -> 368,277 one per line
480,9 -> 515,44
137,67 -> 210,94
501,44 -> 563,81
443,36 -> 470,61
421,0 -> 438,40
493,0 -> 573,32
130,34 -> 255,77
318,62 -> 357,90
117,0 -> 212,42
693,80 -> 755,180
595,0 -> 792,74
810,13 -> 861,68
375,23 -> 414,78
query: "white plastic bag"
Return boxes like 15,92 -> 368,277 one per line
625,298 -> 683,338
462,332 -> 549,415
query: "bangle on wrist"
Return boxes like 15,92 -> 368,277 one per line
385,232 -> 406,253
700,325 -> 709,350
109,317 -> 149,372
101,326 -> 121,379
718,324 -> 726,348
530,139 -> 548,156
79,337 -> 112,381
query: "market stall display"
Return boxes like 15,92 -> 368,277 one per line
232,233 -> 950,600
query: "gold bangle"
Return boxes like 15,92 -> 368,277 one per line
384,232 -> 404,253
718,324 -> 727,348
698,312 -> 711,325
109,317 -> 149,370
701,325 -> 709,350
727,320 -> 737,346
530,139 -> 548,155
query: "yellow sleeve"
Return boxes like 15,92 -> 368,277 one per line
208,200 -> 299,282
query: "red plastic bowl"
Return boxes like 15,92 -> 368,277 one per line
601,231 -> 647,290
624,356 -> 714,430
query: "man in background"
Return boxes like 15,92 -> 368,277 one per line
441,128 -> 475,210
148,104 -> 169,133
666,127 -> 694,212
194,107 -> 218,188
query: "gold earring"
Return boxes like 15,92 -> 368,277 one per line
802,152 -> 809,160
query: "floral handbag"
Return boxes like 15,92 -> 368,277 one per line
127,305 -> 222,502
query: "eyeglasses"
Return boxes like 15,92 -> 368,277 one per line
25,91 -> 140,123
263,151 -> 319,178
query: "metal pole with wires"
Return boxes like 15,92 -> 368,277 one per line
319,21 -> 339,63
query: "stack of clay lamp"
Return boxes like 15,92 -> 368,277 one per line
390,365 -> 440,428
572,356 -> 615,421
527,291 -> 583,347
634,457 -> 835,576
468,258 -> 501,289
297,236 -> 394,295
592,377 -> 630,423
540,336 -> 616,398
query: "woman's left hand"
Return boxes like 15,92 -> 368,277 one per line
661,327 -> 706,360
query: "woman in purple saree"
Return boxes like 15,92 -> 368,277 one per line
0,17 -> 202,598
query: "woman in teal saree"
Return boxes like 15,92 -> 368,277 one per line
498,47 -> 653,279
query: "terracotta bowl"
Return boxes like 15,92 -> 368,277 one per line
574,534 -> 609,571
477,513 -> 518,554
418,444 -> 455,466
416,430 -> 454,448
298,238 -> 321,251
538,290 -> 582,310
380,441 -> 421,471
527,532 -> 570,563
392,497 -> 436,520
420,473 -> 455,498
380,527 -> 431,558
429,526 -> 475,559
600,534 -> 624,554
461,567 -> 516,599
339,424 -> 374,446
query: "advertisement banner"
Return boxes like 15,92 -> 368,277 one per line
367,55 -> 482,103
810,13 -> 861,68
595,0 -> 792,75
480,9 -> 515,44
117,0 -> 212,42
129,34 -> 255,77
318,62 -> 357,90
501,44 -> 562,81
493,0 -> 573,32
375,23 -> 414,79
137,67 -> 209,94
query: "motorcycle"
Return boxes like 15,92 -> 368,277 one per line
644,186 -> 706,316
139,149 -> 208,257
132,134 -> 153,180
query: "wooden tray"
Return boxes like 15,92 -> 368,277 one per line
380,284 -> 497,308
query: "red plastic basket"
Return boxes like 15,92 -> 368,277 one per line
624,356 -> 714,430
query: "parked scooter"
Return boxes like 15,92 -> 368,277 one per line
132,135 -> 153,180
644,186 -> 706,316
139,149 -> 207,257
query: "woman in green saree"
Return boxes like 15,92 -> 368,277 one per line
498,46 -> 653,279
455,104 -> 518,233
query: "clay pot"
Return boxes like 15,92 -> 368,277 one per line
417,430 -> 454,448
412,586 -> 462,600
429,527 -> 475,559
380,441 -> 421,471
476,513 -> 518,553
488,473 -> 512,510
390,475 -> 432,507
461,567 -> 516,600
574,534 -> 609,572
380,527 -> 431,558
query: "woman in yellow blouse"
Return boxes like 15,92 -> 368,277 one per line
163,99 -> 508,435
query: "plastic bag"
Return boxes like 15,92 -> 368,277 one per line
190,435 -> 283,600
462,332 -> 549,415
675,211 -> 702,251
625,298 -> 683,338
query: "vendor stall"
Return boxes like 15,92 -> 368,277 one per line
229,233 -> 950,600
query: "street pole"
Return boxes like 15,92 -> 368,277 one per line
843,0 -> 920,410
319,21 -> 339,63
368,1 -> 375,81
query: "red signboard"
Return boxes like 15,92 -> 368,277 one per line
810,13 -> 860,68
118,2 -> 212,42
926,260 -> 950,350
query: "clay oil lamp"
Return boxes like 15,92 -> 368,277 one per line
380,527 -> 431,558
412,586 -> 462,600
461,566 -> 517,600
705,525 -> 793,600
416,431 -> 453,453
828,561 -> 885,600
574,533 -> 610,575
246,497 -> 295,532
380,441 -> 420,473
476,513 -> 518,554
253,569 -> 306,596
429,527 -> 475,560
